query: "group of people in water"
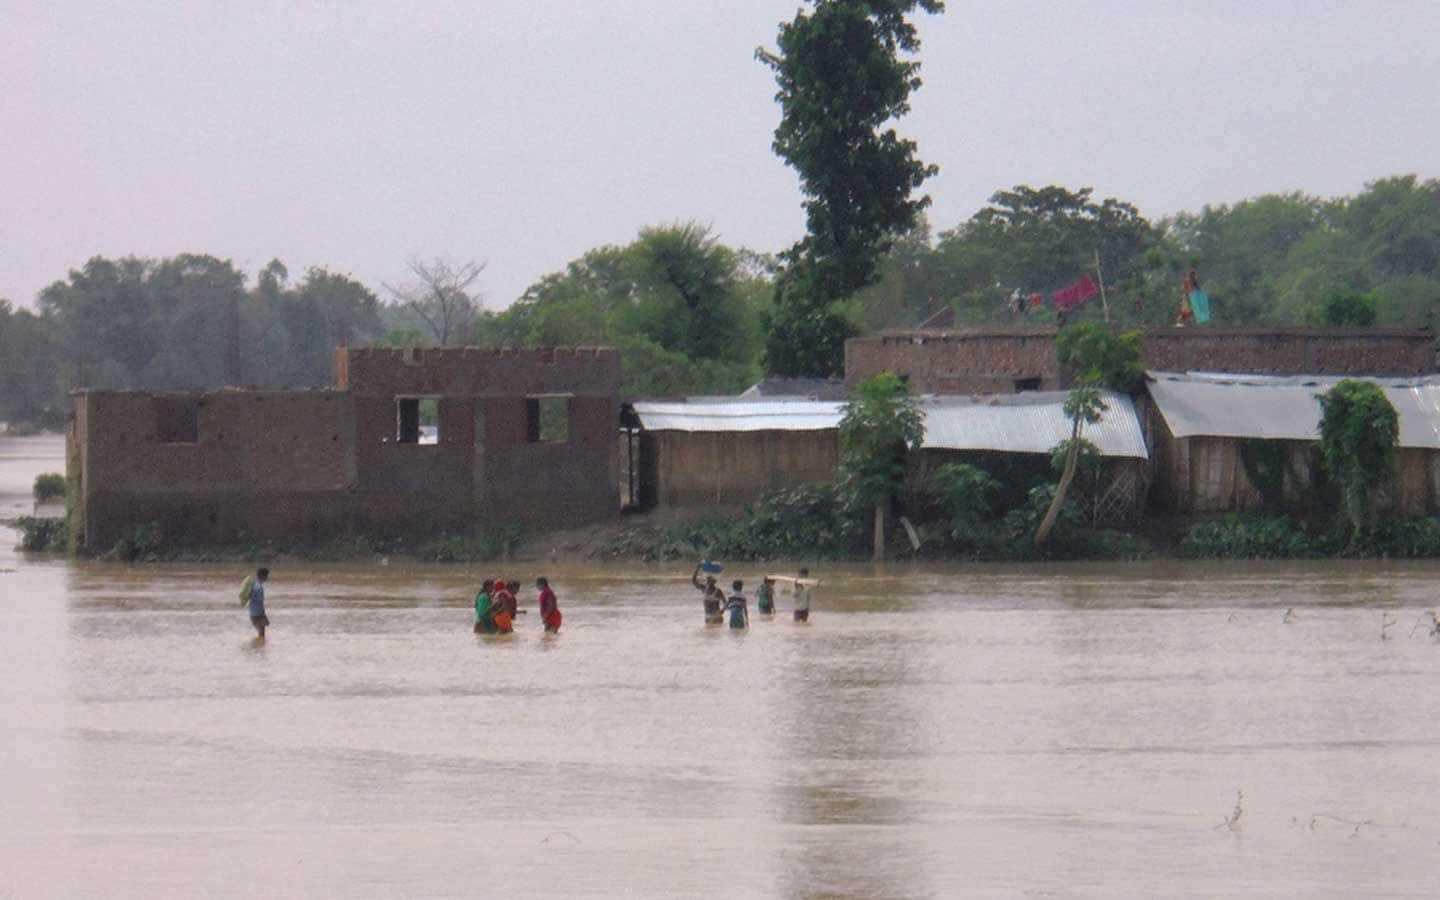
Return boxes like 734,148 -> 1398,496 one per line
473,576 -> 562,634
692,563 -> 815,629
238,568 -> 563,638
241,563 -> 809,638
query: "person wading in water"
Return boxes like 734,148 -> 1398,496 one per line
692,564 -> 725,625
537,577 -> 562,633
792,568 -> 813,623
756,577 -> 776,615
474,579 -> 495,634
240,567 -> 270,638
725,580 -> 749,630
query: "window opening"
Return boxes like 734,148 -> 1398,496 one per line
395,396 -> 441,445
1014,377 -> 1042,393
154,396 -> 199,444
526,395 -> 570,443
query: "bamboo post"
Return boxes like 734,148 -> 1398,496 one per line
1094,250 -> 1110,323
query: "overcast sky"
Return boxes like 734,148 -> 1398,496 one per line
4,0 -> 1438,310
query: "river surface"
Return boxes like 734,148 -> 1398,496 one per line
4,434 -> 1440,898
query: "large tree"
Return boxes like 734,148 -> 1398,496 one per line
471,223 -> 767,397
758,0 -> 943,375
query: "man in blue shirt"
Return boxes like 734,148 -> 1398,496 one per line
241,567 -> 270,637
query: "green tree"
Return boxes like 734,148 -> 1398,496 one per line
1034,386 -> 1105,548
1315,290 -> 1377,326
0,300 -> 63,428
1317,379 -> 1398,545
1034,323 -> 1141,548
757,0 -> 944,375
471,224 -> 767,397
934,185 -> 1164,324
837,371 -> 925,559
1055,322 -> 1143,392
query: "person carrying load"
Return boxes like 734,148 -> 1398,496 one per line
239,567 -> 270,637
692,562 -> 726,625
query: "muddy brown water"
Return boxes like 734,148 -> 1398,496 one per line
4,434 -> 1440,898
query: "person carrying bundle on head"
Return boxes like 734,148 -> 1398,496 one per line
692,562 -> 725,625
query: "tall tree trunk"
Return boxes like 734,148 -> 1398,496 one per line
873,502 -> 886,561
1035,420 -> 1082,548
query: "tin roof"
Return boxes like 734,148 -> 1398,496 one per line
632,390 -> 1149,459
1147,371 -> 1440,448
631,400 -> 845,432
737,377 -> 849,401
920,391 -> 1148,459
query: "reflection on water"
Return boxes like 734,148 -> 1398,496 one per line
3,434 -> 1440,897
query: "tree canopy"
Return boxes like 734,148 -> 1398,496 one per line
758,0 -> 944,376
471,223 -> 768,398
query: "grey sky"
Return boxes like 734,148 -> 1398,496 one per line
4,1 -> 1438,311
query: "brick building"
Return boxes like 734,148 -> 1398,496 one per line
67,347 -> 620,551
845,326 -> 1438,394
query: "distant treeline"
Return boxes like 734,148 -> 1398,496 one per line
2,176 -> 1438,427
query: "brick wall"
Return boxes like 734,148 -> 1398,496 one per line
847,327 -> 1438,393
71,347 -> 623,550
336,346 -> 621,396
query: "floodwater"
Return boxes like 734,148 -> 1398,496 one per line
4,436 -> 1440,899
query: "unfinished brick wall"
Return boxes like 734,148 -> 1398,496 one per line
70,390 -> 358,550
844,329 -> 1062,394
337,346 -> 621,396
846,327 -> 1438,393
1142,327 -> 1436,376
70,346 -> 624,551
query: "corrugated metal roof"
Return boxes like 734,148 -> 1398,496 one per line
632,391 -> 1149,459
738,377 -> 849,401
1147,371 -> 1440,448
631,400 -> 845,432
920,390 -> 1148,459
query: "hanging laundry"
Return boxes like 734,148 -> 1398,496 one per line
1053,274 -> 1098,312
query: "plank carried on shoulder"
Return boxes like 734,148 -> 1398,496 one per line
766,575 -> 820,587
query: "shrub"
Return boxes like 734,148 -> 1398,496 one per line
1317,290 -> 1377,327
924,462 -> 1001,540
105,522 -> 164,562
1318,379 -> 1398,542
1372,515 -> 1440,558
17,516 -> 67,552
612,484 -> 864,563
1001,483 -> 1085,559
32,473 -> 66,503
1180,513 -> 1337,559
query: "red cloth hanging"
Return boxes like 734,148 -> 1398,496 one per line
1053,274 -> 1098,311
